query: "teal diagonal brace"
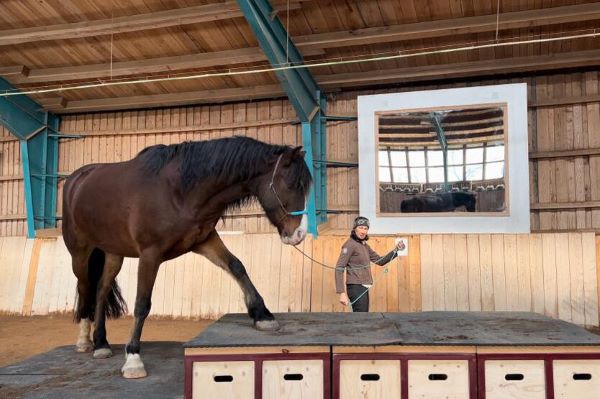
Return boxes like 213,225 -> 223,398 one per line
0,77 -> 61,237
236,0 -> 319,122
237,0 -> 326,236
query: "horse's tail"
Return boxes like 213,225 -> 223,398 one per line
74,248 -> 127,322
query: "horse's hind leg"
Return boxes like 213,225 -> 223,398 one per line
194,230 -> 279,331
72,248 -> 94,353
122,250 -> 161,379
92,253 -> 124,359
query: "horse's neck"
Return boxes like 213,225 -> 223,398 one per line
185,175 -> 263,216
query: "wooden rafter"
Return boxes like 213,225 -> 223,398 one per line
318,50 -> 600,88
37,50 -> 600,113
38,84 -> 284,112
2,3 -> 599,85
294,3 -> 600,50
0,1 -> 302,46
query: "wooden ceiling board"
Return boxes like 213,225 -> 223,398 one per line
1,0 -> 599,112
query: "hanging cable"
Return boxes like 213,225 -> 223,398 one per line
1,29 -> 598,97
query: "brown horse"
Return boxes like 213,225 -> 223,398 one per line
400,191 -> 477,212
62,136 -> 312,378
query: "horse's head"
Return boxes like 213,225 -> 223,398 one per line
258,146 -> 312,245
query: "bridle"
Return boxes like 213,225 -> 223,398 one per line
269,153 -> 308,221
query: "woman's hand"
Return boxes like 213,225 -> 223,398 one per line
395,240 -> 406,251
339,292 -> 349,306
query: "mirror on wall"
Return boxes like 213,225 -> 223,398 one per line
377,106 -> 506,215
358,83 -> 530,234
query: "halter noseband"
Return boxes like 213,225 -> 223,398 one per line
269,153 -> 307,219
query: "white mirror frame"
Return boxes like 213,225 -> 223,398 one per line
358,83 -> 530,234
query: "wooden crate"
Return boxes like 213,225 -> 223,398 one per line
483,360 -> 546,399
478,348 -> 600,399
333,346 -> 477,399
185,312 -> 600,398
192,360 -> 254,399
338,359 -> 401,399
185,346 -> 330,399
408,359 -> 471,398
553,359 -> 600,398
262,359 -> 325,399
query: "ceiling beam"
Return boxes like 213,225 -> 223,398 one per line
0,65 -> 29,77
38,49 -> 600,113
38,84 -> 284,113
7,48 -> 325,85
3,3 -> 598,85
294,3 -> 600,49
317,50 -> 600,88
0,1 -> 302,46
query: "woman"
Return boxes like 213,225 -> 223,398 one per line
335,216 -> 405,312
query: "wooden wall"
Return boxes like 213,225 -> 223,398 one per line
530,73 -> 600,231
1,232 -> 598,328
1,71 -> 600,326
0,125 -> 25,236
2,71 -> 600,235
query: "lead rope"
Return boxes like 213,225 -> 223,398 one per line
347,264 -> 393,308
291,245 -> 400,309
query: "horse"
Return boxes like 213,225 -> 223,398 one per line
400,191 -> 477,213
62,136 -> 312,379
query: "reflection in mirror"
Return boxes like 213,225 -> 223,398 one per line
377,106 -> 506,214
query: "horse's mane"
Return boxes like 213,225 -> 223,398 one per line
137,136 -> 312,195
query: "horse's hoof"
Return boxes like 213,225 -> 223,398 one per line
122,366 -> 147,379
255,319 -> 280,331
93,348 -> 113,359
75,341 -> 93,353
122,354 -> 147,379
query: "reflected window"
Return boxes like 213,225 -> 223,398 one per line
390,151 -> 407,167
377,106 -> 507,214
379,167 -> 391,182
466,147 -> 483,164
408,151 -> 425,167
465,164 -> 483,180
392,167 -> 409,182
487,145 -> 504,162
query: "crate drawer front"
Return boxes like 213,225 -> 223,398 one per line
262,359 -> 324,399
408,359 -> 470,399
339,359 -> 401,399
192,361 -> 254,399
484,360 -> 545,399
553,359 -> 600,399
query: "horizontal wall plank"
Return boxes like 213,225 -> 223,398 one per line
531,201 -> 600,210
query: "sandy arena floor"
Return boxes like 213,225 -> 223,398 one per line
0,314 -> 212,367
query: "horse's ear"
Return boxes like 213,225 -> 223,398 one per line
292,146 -> 305,158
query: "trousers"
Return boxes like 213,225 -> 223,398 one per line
346,284 -> 369,312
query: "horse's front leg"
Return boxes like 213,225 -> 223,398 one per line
122,251 -> 161,379
194,230 -> 279,331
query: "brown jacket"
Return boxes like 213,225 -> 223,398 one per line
335,237 -> 398,293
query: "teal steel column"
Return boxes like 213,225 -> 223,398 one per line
301,122 -> 317,235
313,92 -> 327,225
0,77 -> 61,237
236,0 -> 327,236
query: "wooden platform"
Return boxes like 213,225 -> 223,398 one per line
184,312 -> 600,399
185,311 -> 600,348
0,342 -> 184,399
